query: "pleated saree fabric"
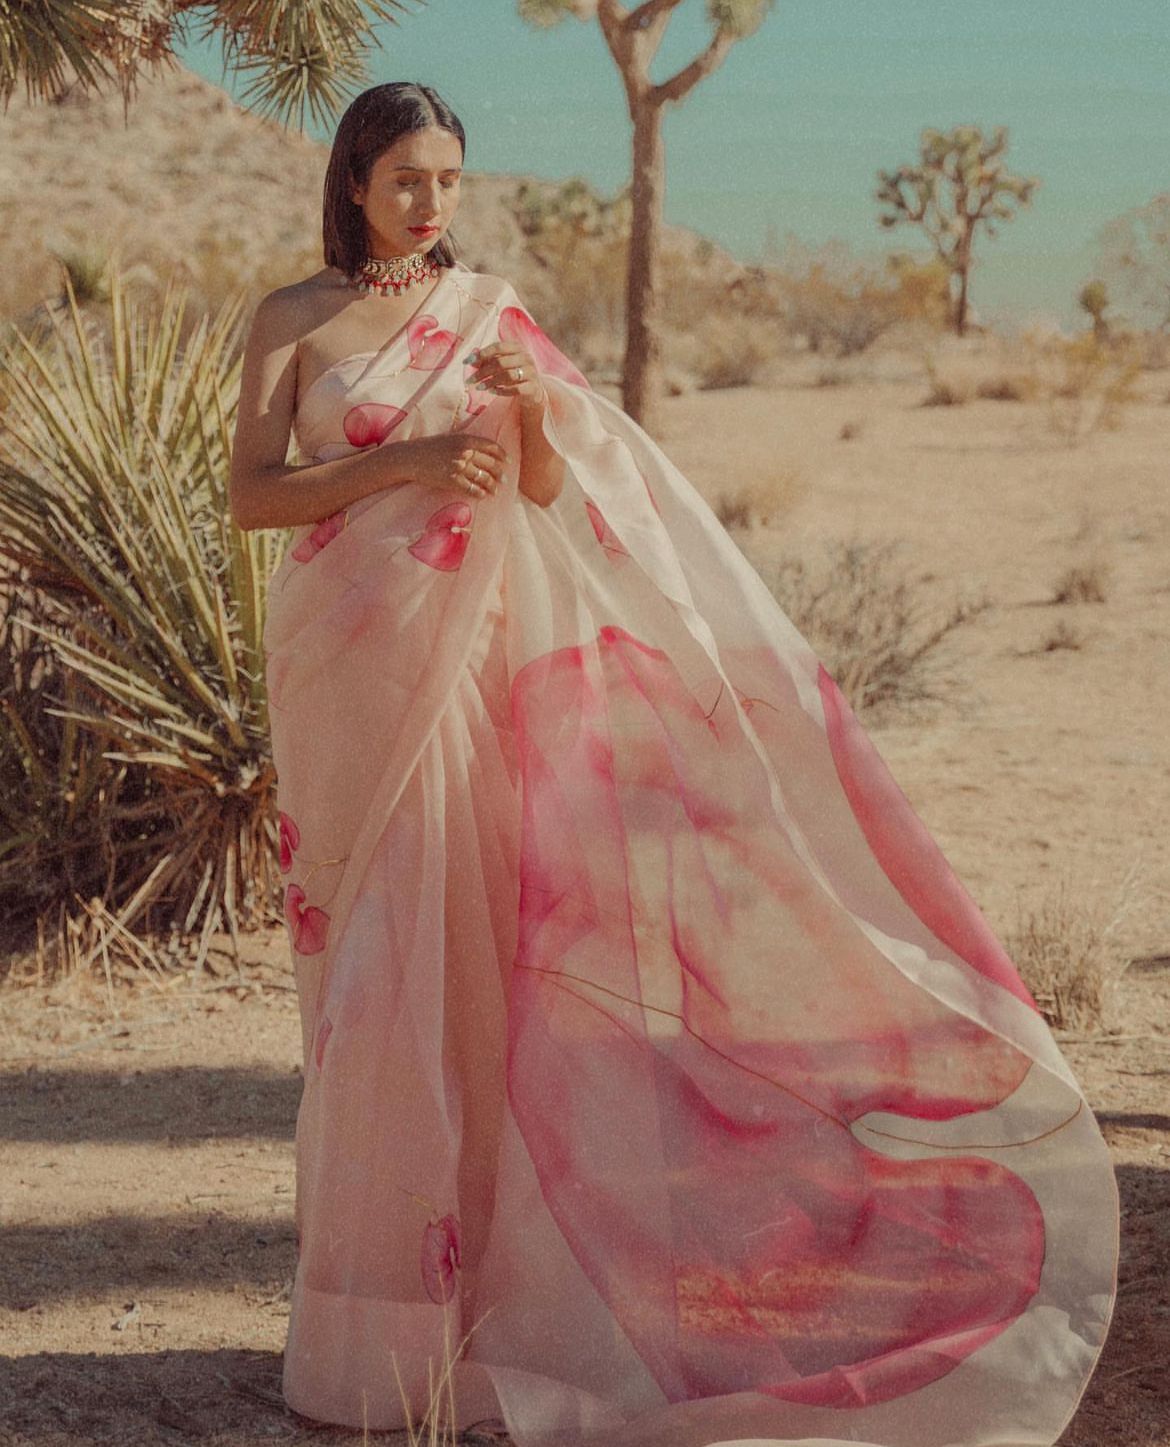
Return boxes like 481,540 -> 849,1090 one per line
262,260 -> 1117,1447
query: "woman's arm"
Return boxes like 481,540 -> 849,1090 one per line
516,387 -> 567,509
229,292 -> 428,533
468,338 -> 566,509
229,291 -> 423,532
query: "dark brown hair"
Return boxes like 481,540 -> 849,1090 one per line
323,82 -> 465,276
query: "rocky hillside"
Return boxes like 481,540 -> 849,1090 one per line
0,58 -> 741,339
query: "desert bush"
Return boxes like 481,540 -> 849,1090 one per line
679,311 -> 778,390
1038,619 -> 1086,652
767,238 -> 919,357
765,537 -> 991,716
920,362 -> 974,406
1050,559 -> 1110,604
1041,332 -> 1144,441
0,265 -> 285,978
839,418 -> 864,440
713,466 -> 804,530
1003,870 -> 1138,1032
918,331 -> 1142,436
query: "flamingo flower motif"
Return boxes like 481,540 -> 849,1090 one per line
408,315 -> 463,370
420,1212 -> 463,1304
454,391 -> 490,431
585,499 -> 630,563
408,501 -> 474,571
291,510 -> 347,563
343,402 -> 409,449
499,306 -> 591,389
506,624 -> 1046,1408
278,811 -> 301,873
283,882 -> 330,956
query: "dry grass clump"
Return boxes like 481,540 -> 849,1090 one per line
713,466 -> 805,530
673,306 -> 779,391
767,238 -> 948,357
919,331 -> 1144,441
1003,868 -> 1139,1033
839,418 -> 865,441
1038,619 -> 1086,652
1050,558 -> 1111,604
765,537 -> 992,717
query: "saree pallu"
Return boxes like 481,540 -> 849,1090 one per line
262,260 -> 1117,1447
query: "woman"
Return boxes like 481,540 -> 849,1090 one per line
230,81 -> 1117,1447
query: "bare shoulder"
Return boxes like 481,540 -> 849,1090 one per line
247,268 -> 336,349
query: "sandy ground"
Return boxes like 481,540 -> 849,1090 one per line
2,362 -> 1168,1445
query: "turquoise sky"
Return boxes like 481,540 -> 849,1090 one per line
176,0 -> 1169,331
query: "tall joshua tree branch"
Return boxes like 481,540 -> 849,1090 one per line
520,0 -> 776,429
876,125 -> 1039,337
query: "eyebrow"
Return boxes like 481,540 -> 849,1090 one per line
392,164 -> 462,174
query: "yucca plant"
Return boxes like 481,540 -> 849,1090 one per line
0,264 -> 287,976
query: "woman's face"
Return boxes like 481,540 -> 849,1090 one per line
349,125 -> 463,261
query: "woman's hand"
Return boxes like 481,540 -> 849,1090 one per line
394,432 -> 507,500
465,342 -> 547,412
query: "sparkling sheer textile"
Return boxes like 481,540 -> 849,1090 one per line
262,261 -> 1117,1447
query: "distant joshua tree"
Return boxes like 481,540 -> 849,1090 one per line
876,124 -> 1039,338
1078,279 -> 1111,343
0,0 -> 414,130
1096,192 -> 1170,334
518,0 -> 777,430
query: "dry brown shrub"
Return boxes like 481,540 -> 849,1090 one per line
918,331 -> 1141,438
839,418 -> 864,441
679,309 -> 779,390
764,537 -> 991,717
1003,870 -> 1139,1032
1039,619 -> 1086,652
1041,332 -> 1144,440
974,370 -> 1043,402
765,238 -> 929,357
713,467 -> 804,530
1050,559 -> 1110,604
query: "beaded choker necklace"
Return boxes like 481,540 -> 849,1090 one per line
343,250 -> 441,297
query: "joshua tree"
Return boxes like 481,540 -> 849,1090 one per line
0,0 -> 415,130
1096,192 -> 1170,333
1078,280 -> 1111,343
876,124 -> 1039,338
519,0 -> 776,430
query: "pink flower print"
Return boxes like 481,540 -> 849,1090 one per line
499,306 -> 591,389
585,499 -> 629,562
407,500 -> 473,571
278,811 -> 300,873
314,1013 -> 333,1070
454,392 -> 490,431
284,883 -> 330,956
408,315 -> 462,370
420,1213 -> 462,1304
343,402 -> 409,448
816,662 -> 1040,1011
506,625 -> 1044,1408
290,509 -> 347,563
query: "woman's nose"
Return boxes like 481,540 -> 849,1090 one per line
418,181 -> 443,213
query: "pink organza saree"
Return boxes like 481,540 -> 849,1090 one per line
262,260 -> 1117,1447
